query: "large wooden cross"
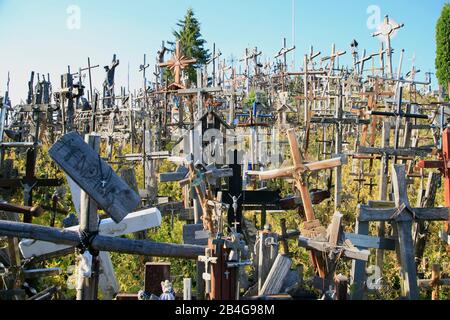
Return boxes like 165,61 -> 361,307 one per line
158,40 -> 197,90
248,129 -> 342,276
351,164 -> 449,300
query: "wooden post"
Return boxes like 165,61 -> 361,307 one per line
335,274 -> 348,300
77,134 -> 101,301
431,264 -> 440,300
183,278 -> 192,300
145,262 -> 170,296
257,231 -> 278,294
259,254 -> 292,296
376,121 -> 391,273
350,220 -> 369,300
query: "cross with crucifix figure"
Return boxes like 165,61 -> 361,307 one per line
158,40 -> 197,90
0,106 -> 62,223
351,164 -> 449,300
248,129 -> 342,277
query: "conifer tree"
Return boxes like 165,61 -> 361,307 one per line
436,3 -> 450,95
169,8 -> 210,83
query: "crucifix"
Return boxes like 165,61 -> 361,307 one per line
248,129 -> 342,277
158,40 -> 197,90
351,164 -> 449,300
0,113 -> 62,223
102,54 -> 120,109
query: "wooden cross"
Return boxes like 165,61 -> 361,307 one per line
352,164 -> 449,300
248,129 -> 342,276
372,15 -> 404,77
416,127 -> 450,247
298,212 -> 370,286
274,38 -> 295,74
158,40 -> 197,90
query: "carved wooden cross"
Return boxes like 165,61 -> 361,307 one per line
352,164 -> 449,300
158,40 -> 197,90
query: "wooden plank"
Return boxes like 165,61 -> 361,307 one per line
1,220 -> 203,259
298,237 -> 369,261
328,212 -> 343,246
98,251 -> 119,300
305,158 -> 341,172
414,207 -> 449,221
48,132 -> 141,223
22,268 -> 61,279
257,232 -> 279,294
259,254 -> 292,295
183,278 -> 192,300
344,233 -> 396,251
358,206 -> 396,222
350,220 -> 369,300
183,224 -> 209,246
357,146 -> 433,157
19,208 -> 162,258
396,220 -> 419,300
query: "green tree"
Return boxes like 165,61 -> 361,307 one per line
436,3 -> 450,94
169,8 -> 210,83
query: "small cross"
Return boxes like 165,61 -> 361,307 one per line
224,271 -> 230,280
101,180 -> 107,188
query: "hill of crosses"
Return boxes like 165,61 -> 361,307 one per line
0,3 -> 449,302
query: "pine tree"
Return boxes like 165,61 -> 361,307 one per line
436,3 -> 450,95
169,8 -> 210,83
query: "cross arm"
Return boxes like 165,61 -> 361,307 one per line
298,236 -> 369,261
413,207 -> 449,221
358,205 -> 397,222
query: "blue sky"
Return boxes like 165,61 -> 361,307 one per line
0,0 -> 447,103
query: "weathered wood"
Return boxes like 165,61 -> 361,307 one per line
1,220 -> 204,259
183,278 -> 192,300
183,223 -> 209,246
145,262 -> 170,295
19,208 -> 162,258
0,203 -> 43,217
257,232 -> 279,294
22,268 -> 61,279
343,233 -> 396,250
78,134 -> 101,301
357,146 -> 433,157
48,132 -> 141,223
328,212 -> 343,246
259,254 -> 292,295
335,274 -> 348,300
358,206 -> 449,222
350,220 -> 369,300
298,236 -> 369,261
